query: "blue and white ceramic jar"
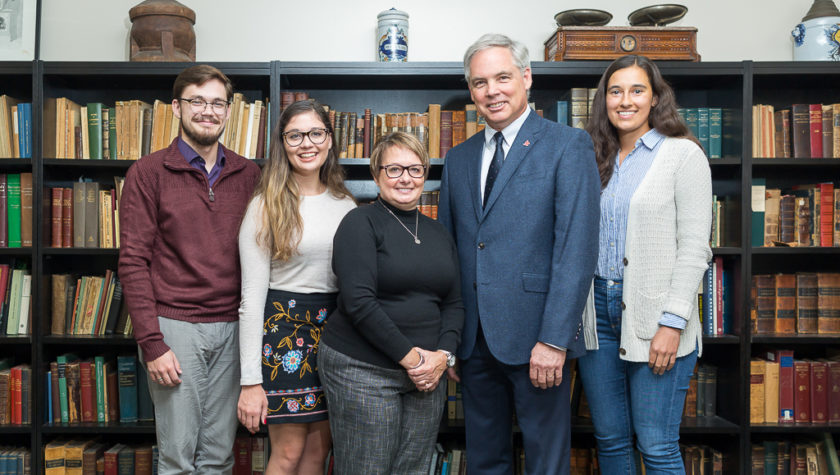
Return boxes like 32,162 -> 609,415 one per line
792,0 -> 840,61
377,8 -> 409,62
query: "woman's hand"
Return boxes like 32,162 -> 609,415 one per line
237,384 -> 268,433
649,326 -> 681,375
407,349 -> 448,392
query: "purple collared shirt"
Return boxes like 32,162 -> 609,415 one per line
177,137 -> 226,187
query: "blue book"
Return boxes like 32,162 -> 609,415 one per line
697,107 -> 710,154
702,262 -> 714,336
751,178 -> 767,247
685,108 -> 699,139
546,100 -> 569,126
136,360 -> 154,421
117,355 -> 138,423
45,370 -> 52,424
722,269 -> 733,334
19,103 -> 31,159
708,107 -> 722,159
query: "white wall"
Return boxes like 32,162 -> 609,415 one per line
41,0 -> 812,62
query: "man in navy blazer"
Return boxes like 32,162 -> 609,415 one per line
438,33 -> 600,474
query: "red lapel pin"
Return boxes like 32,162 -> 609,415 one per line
523,140 -> 530,147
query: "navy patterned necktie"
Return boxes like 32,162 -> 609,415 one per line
483,131 -> 504,208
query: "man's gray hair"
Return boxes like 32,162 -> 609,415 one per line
463,33 -> 530,82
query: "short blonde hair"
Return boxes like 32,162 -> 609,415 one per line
369,132 -> 430,179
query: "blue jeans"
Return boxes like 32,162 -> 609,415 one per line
577,278 -> 697,475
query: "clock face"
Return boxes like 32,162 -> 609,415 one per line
620,35 -> 637,52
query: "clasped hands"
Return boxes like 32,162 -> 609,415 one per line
402,347 -> 448,392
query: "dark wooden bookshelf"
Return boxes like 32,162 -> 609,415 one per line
0,57 -> 837,473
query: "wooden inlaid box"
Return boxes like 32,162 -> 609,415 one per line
545,26 -> 700,62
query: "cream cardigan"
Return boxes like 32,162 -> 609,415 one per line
582,136 -> 713,362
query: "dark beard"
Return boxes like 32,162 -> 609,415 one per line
180,115 -> 226,146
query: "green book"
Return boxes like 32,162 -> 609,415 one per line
56,353 -> 79,423
108,106 -> 118,160
751,178 -> 766,247
6,173 -> 20,248
95,355 -> 106,422
86,103 -> 104,160
825,433 -> 840,475
708,107 -> 723,159
763,440 -> 779,475
698,107 -> 710,154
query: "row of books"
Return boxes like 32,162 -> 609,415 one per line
753,103 -> 840,158
710,195 -> 729,247
750,350 -> 840,425
46,354 -> 152,425
0,263 -> 32,336
44,95 -> 269,161
50,272 -> 128,337
44,440 -> 157,475
752,180 -> 840,248
684,363 -> 719,418
700,257 -> 734,336
232,436 -> 268,475
750,434 -> 840,474
751,273 -> 840,335
0,173 -> 32,248
682,445 -> 729,475
0,447 -> 29,475
677,107 -> 725,159
0,360 -> 30,425
0,95 -> 32,158
48,178 -> 125,249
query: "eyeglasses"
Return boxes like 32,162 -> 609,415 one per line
178,97 -> 230,114
282,128 -> 330,146
379,164 -> 426,179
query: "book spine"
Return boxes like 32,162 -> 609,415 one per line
791,104 -> 811,158
6,174 -> 20,247
51,188 -> 63,247
810,360 -> 828,424
95,356 -> 106,422
809,104 -> 823,158
794,360 -> 811,423
117,355 -> 138,423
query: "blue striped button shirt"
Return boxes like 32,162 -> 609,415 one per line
596,128 -> 685,330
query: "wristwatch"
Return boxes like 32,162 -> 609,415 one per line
440,350 -> 456,368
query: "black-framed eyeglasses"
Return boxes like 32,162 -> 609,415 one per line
380,164 -> 426,179
178,97 -> 230,114
282,128 -> 330,146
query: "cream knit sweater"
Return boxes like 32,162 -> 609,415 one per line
582,136 -> 713,362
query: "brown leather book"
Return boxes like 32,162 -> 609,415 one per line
794,360 -> 811,423
817,272 -> 840,334
774,109 -> 791,158
106,365 -> 119,422
827,359 -> 840,423
750,359 -> 765,424
280,91 -> 294,110
764,188 -> 781,245
51,187 -> 63,247
66,360 -> 81,423
134,445 -> 153,475
51,274 -> 69,335
822,105 -> 833,159
779,195 -> 795,243
439,111 -> 453,159
61,187 -> 73,248
254,104 -> 267,160
774,273 -> 796,333
82,443 -> 106,475
451,110 -> 466,148
796,272 -> 819,334
293,91 -> 309,102
791,104 -> 811,158
810,360 -> 828,424
19,172 -> 32,247
363,109 -> 372,158
427,104 -> 441,159
794,196 -> 811,246
754,274 -> 776,334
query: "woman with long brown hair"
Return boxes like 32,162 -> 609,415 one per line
237,99 -> 355,474
579,55 -> 712,474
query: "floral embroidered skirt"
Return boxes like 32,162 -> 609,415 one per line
262,289 -> 335,424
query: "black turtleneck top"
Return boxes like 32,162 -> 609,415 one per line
322,198 -> 464,369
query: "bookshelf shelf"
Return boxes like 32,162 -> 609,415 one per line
0,336 -> 32,345
702,334 -> 741,345
752,158 -> 840,166
41,335 -> 136,346
750,247 -> 840,255
680,416 -> 742,434
0,425 -> 33,434
749,423 -> 840,434
42,159 -> 135,169
42,421 -> 156,435
712,247 -> 741,255
750,335 -> 840,345
42,248 -> 119,256
0,248 -> 34,256
709,158 -> 742,167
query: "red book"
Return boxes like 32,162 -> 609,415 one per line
104,444 -> 123,475
61,187 -> 73,248
819,182 -> 834,246
232,436 -> 251,475
79,360 -> 96,422
50,361 -> 60,424
794,360 -> 811,423
828,360 -> 840,423
10,365 -> 21,424
773,350 -> 796,423
363,108 -> 371,159
810,360 -> 829,424
809,104 -> 823,158
51,187 -> 62,247
106,369 -> 119,422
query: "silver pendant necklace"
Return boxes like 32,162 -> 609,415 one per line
378,198 -> 421,244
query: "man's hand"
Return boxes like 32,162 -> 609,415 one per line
649,326 -> 681,375
146,350 -> 182,387
529,342 -> 566,389
238,384 -> 268,434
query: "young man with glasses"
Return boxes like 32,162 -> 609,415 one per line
119,64 -> 261,474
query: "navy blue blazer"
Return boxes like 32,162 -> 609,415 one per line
438,111 -> 600,364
